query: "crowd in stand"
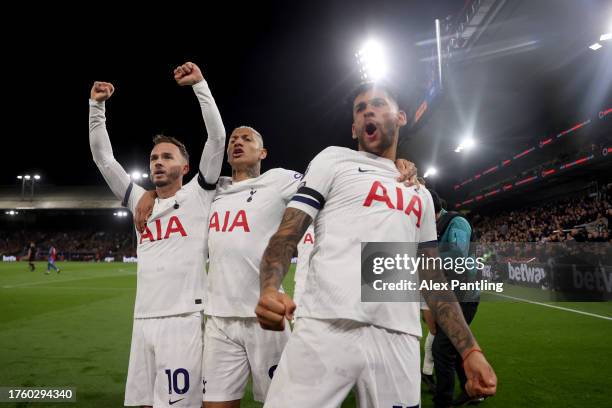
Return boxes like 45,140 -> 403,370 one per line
470,184 -> 612,266
0,230 -> 134,260
473,184 -> 611,243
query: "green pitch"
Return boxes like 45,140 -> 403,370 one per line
1,262 -> 611,407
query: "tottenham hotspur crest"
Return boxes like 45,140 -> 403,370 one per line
247,188 -> 257,202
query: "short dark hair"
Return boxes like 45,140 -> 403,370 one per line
348,81 -> 402,110
152,135 -> 189,162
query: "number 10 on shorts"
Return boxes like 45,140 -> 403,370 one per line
165,368 -> 190,395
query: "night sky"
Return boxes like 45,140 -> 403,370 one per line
4,1 -> 611,196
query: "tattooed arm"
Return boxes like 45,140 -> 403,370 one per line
256,208 -> 313,330
419,245 -> 477,352
419,245 -> 497,398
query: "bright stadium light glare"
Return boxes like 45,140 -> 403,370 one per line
424,167 -> 438,178
455,136 -> 476,153
24,175 -> 31,180
142,173 -> 148,178
17,175 -> 22,180
356,40 -> 388,81
34,175 -> 41,180
589,42 -> 603,51
600,33 -> 612,41
464,138 -> 475,149
131,171 -> 142,180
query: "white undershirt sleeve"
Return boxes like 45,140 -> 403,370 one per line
88,99 -> 132,203
192,80 -> 226,186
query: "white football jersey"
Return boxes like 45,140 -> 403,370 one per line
126,176 -> 215,318
294,225 -> 314,305
287,146 -> 437,335
206,168 -> 303,317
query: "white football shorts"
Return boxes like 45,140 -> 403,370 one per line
124,312 -> 204,407
202,316 -> 290,402
264,317 -> 420,408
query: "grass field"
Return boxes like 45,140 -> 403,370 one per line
1,262 -> 611,407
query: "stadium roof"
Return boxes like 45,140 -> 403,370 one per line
400,0 -> 612,197
0,186 -> 121,210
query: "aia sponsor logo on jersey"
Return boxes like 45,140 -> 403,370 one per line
209,210 -> 251,232
362,181 -> 423,227
302,232 -> 314,244
140,216 -> 188,244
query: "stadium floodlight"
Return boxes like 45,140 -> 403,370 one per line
455,137 -> 476,153
6,210 -> 18,216
356,40 -> 388,81
17,172 -> 41,200
114,211 -> 129,217
130,171 -> 148,180
589,43 -> 603,51
424,167 -> 438,178
30,174 -> 41,198
600,33 -> 611,42
17,175 -> 27,199
464,138 -> 475,149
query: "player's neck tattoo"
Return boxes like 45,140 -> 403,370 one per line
232,166 -> 260,182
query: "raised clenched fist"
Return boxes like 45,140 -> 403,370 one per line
173,61 -> 204,86
255,288 -> 296,331
90,81 -> 115,102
